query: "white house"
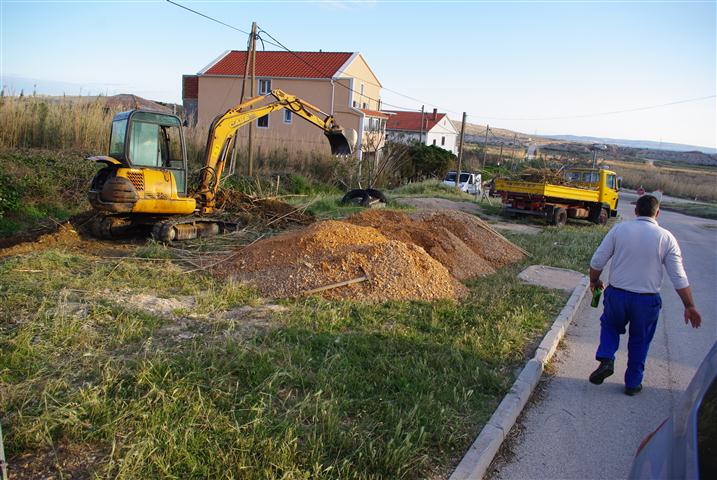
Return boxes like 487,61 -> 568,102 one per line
384,109 -> 458,155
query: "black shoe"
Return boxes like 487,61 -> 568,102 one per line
624,385 -> 643,396
589,360 -> 614,385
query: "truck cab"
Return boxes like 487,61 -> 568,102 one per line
564,168 -> 620,212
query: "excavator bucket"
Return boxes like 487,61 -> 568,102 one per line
325,128 -> 358,156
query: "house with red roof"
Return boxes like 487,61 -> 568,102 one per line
384,109 -> 458,155
182,50 -> 385,158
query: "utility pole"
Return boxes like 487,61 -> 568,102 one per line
481,124 -> 489,169
498,142 -> 504,165
456,111 -> 467,189
247,21 -> 257,177
419,105 -> 425,144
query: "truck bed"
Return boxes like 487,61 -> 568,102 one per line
495,179 -> 600,203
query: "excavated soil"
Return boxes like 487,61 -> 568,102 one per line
348,209 -> 525,279
220,209 -> 524,302
409,210 -> 525,270
0,212 -> 141,259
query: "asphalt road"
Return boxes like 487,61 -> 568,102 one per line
492,191 -> 717,480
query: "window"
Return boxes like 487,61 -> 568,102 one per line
432,139 -> 436,146
130,121 -> 161,167
362,102 -> 368,109
583,172 -> 599,183
258,79 -> 271,95
441,136 -> 446,146
257,114 -> 269,128
352,100 -> 357,108
284,110 -> 292,124
109,119 -> 128,159
607,174 -> 616,189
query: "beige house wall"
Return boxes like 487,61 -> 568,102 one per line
197,75 -> 362,156
194,54 -> 382,157
341,54 -> 382,110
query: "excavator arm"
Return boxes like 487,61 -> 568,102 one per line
195,89 -> 357,213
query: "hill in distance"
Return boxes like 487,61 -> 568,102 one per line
451,119 -> 715,154
541,134 -> 716,155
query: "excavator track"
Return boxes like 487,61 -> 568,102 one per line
150,217 -> 239,243
89,215 -> 141,239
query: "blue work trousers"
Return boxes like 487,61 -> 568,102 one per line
595,286 -> 662,389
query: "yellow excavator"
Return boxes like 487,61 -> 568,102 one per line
87,89 -> 356,241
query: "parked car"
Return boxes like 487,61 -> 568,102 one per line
629,341 -> 717,479
442,171 -> 481,195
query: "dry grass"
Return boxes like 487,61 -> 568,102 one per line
604,159 -> 717,202
0,95 -> 121,152
0,96 -> 347,187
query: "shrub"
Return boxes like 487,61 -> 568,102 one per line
400,144 -> 456,182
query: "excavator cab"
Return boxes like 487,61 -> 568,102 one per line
88,110 -> 197,217
108,111 -> 188,194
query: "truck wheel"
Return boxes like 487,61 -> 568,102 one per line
597,208 -> 609,225
589,206 -> 609,225
553,207 -> 567,227
546,206 -> 556,225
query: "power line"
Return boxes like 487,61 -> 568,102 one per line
167,0 -> 419,111
166,0 -> 251,36
167,0 -> 715,125
256,26 -> 417,111
465,94 -> 717,122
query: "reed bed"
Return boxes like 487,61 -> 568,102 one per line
605,160 -> 717,202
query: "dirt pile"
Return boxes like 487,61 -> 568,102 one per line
219,209 -> 524,302
220,220 -> 466,302
215,190 -> 313,227
347,209 -> 525,280
409,210 -> 525,270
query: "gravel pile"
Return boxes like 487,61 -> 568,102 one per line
219,209 -> 524,302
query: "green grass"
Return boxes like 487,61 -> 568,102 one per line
389,179 -> 478,202
0,212 -> 608,478
0,149 -> 98,236
659,201 -> 717,220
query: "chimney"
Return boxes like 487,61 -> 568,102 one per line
432,108 -> 438,120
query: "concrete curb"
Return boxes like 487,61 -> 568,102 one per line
449,275 -> 590,480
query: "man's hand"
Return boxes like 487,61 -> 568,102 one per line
684,306 -> 702,328
676,286 -> 700,328
589,267 -> 604,292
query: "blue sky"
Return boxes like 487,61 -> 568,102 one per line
2,0 -> 715,148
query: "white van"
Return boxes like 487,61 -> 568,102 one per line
442,171 -> 482,195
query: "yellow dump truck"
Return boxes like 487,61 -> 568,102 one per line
495,168 -> 620,226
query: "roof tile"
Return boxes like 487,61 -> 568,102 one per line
385,110 -> 447,133
203,51 -> 354,78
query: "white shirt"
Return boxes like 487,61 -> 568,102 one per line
590,217 -> 689,294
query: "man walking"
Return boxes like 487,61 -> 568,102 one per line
588,194 -> 701,395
